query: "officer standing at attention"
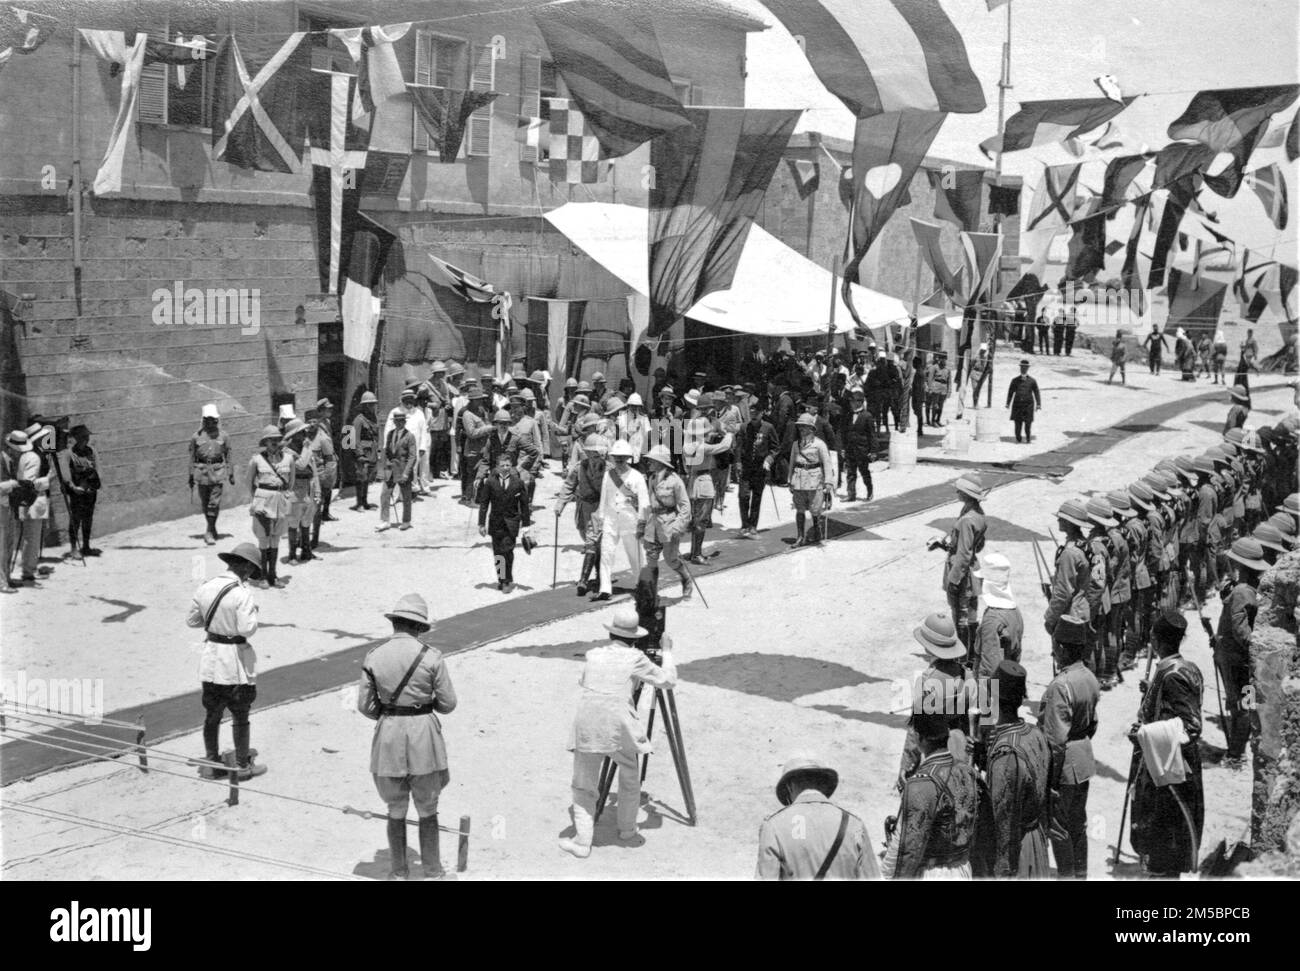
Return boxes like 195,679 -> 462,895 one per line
931,474 -> 988,652
756,755 -> 881,880
350,391 -> 380,511
190,403 -> 234,546
311,398 -> 339,531
358,594 -> 458,881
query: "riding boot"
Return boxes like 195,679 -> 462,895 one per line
795,512 -> 806,546
267,544 -> 280,587
287,529 -> 300,564
577,553 -> 594,596
677,565 -> 692,600
418,815 -> 444,880
310,513 -> 321,550
387,818 -> 409,879
204,512 -> 218,545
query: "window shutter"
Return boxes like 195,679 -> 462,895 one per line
137,20 -> 169,123
519,51 -> 541,164
412,30 -> 432,153
467,43 -> 495,158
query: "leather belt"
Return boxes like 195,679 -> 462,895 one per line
379,703 -> 435,716
207,633 -> 247,645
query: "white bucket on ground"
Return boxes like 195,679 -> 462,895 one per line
974,408 -> 1000,443
945,418 -> 971,455
889,430 -> 917,468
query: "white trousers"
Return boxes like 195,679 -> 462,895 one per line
599,517 -> 643,594
571,749 -> 639,845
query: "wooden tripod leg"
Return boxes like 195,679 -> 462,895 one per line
659,689 -> 698,826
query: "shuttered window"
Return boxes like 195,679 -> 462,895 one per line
136,16 -> 216,127
519,50 -> 541,164
412,30 -> 468,156
466,43 -> 495,157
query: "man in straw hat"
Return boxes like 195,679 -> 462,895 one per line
377,409 -> 417,532
190,403 -> 234,546
559,607 -> 678,858
643,444 -> 693,601
1215,537 -> 1268,769
1129,608 -> 1204,876
882,708 -> 980,879
930,474 -> 988,651
245,425 -> 294,588
971,553 -> 1023,684
555,434 -> 608,596
756,754 -> 880,880
986,660 -> 1051,878
10,422 -> 51,584
350,391 -> 381,511
186,542 -> 266,781
1041,613 -> 1100,879
898,613 -> 971,783
593,440 -> 649,601
786,413 -> 833,547
358,594 -> 457,880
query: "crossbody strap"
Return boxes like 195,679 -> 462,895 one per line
383,643 -> 432,709
203,581 -> 241,633
814,810 -> 850,880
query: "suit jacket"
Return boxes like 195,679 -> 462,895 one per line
380,428 -> 417,483
736,418 -> 778,476
839,406 -> 878,461
478,471 -> 531,536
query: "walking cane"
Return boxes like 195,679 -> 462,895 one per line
551,512 -> 560,589
678,560 -> 709,609
767,482 -> 781,524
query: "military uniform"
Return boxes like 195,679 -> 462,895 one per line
1045,540 -> 1091,638
898,660 -> 970,780
284,442 -> 319,562
1130,653 -> 1204,875
1084,529 -> 1112,673
351,409 -> 379,508
1215,578 -> 1258,760
1041,659 -> 1100,878
1122,510 -> 1154,666
986,720 -> 1051,878
556,454 -> 605,593
944,506 -> 987,641
756,790 -> 881,880
246,446 -> 295,585
191,426 -> 233,544
644,464 -> 691,592
1102,522 -> 1131,682
308,425 -> 337,548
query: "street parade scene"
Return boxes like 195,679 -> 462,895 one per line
1,0 -> 1299,914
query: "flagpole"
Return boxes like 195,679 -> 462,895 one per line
986,0 -> 1013,407
825,255 -> 839,414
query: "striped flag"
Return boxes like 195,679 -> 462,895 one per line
959,231 -> 1002,305
427,254 -> 497,304
980,96 -> 1136,157
547,98 -> 608,184
1245,165 -> 1289,231
765,0 -> 985,117
533,1 -> 690,158
0,6 -> 56,71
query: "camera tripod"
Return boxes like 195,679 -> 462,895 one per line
593,678 -> 697,827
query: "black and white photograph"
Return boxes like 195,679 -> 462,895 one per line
0,0 -> 1297,929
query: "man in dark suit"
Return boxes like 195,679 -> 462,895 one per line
478,451 -> 531,592
377,411 -> 417,532
838,387 -> 877,502
735,397 -> 778,537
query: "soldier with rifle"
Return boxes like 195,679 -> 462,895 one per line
1082,497 -> 1116,678
1214,538 -> 1267,771
1044,500 -> 1093,658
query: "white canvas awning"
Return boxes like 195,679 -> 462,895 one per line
543,202 -> 945,338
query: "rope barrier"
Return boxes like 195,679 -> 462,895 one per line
0,700 -> 140,732
4,802 -> 368,880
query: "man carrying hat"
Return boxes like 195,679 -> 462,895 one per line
189,403 -> 234,546
358,594 -> 458,880
1041,612 -> 1100,878
986,660 -> 1051,878
377,410 -> 417,532
186,543 -> 266,780
1129,608 -> 1204,876
1006,359 -> 1042,444
560,607 -> 677,858
478,450 -> 531,592
1215,538 -> 1267,769
642,444 -> 693,600
971,553 -> 1023,684
756,755 -> 880,880
555,435 -> 608,596
350,392 -> 380,511
931,475 -> 988,650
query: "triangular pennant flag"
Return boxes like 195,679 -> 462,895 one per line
787,158 -> 821,199
427,253 -> 497,303
409,85 -> 500,163
1245,165 -> 1289,230
211,33 -> 311,173
929,168 -> 983,230
958,230 -> 1002,305
910,217 -> 961,299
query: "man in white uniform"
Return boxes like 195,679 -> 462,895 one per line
594,440 -> 649,601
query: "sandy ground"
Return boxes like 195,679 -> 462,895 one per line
1,351 -> 1294,880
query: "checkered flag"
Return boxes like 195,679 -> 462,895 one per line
547,97 -> 609,185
